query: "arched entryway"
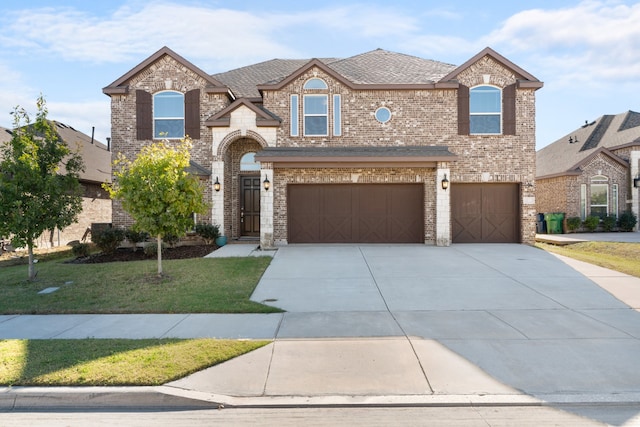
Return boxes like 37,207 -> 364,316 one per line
220,137 -> 263,240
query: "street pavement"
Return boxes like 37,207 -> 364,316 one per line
1,234 -> 640,418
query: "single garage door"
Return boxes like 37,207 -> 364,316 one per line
288,184 -> 423,243
452,183 -> 520,243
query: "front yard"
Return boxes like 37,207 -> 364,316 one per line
0,248 -> 276,386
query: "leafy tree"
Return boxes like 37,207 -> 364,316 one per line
0,96 -> 84,280
104,138 -> 207,277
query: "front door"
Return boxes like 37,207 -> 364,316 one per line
240,175 -> 260,237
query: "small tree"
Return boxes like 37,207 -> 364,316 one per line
104,138 -> 207,277
0,96 -> 84,280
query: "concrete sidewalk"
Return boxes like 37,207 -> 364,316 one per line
2,243 -> 640,410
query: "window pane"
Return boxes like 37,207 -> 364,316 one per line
155,119 -> 184,138
333,95 -> 341,136
154,92 -> 184,118
240,152 -> 260,171
590,184 -> 608,205
304,116 -> 327,135
470,87 -> 501,113
591,206 -> 607,219
290,95 -> 298,136
470,115 -> 500,134
304,78 -> 328,89
304,96 -> 327,114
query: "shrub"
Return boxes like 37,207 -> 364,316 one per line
71,242 -> 91,258
195,223 -> 220,245
143,241 -> 166,257
91,227 -> 125,254
164,233 -> 180,248
566,217 -> 582,232
125,229 -> 149,251
618,211 -> 638,232
602,215 -> 616,232
583,216 -> 600,232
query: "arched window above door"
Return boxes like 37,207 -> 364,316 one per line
240,152 -> 260,171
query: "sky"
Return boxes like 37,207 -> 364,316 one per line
0,0 -> 639,150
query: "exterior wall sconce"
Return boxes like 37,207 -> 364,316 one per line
263,175 -> 270,191
441,174 -> 449,190
214,176 -> 221,192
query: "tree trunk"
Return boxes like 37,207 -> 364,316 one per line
28,241 -> 36,281
157,235 -> 163,277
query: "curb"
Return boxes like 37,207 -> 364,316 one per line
4,387 -> 640,410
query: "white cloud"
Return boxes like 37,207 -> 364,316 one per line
484,1 -> 640,85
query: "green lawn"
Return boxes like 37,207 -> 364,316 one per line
0,338 -> 269,386
0,254 -> 280,314
537,241 -> 640,278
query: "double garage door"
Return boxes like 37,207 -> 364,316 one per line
288,184 -> 423,243
451,183 -> 520,243
287,182 -> 520,244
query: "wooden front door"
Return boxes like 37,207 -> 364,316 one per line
240,175 -> 260,237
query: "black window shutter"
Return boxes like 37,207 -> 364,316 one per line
136,90 -> 152,140
185,89 -> 200,139
457,84 -> 470,135
502,84 -> 516,135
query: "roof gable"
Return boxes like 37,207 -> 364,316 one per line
204,98 -> 281,128
103,46 -> 230,96
440,47 -> 543,89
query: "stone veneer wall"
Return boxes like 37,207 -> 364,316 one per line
109,55 -> 230,229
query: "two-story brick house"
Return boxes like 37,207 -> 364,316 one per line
103,46 -> 542,248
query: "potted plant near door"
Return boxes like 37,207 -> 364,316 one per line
215,235 -> 227,247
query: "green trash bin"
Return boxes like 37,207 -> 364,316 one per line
544,213 -> 565,234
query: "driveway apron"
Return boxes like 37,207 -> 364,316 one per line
249,244 -> 640,397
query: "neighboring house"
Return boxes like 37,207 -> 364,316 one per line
103,46 -> 542,247
0,122 -> 112,247
536,111 -> 640,229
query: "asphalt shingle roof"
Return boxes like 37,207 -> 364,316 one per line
536,110 -> 640,178
212,49 -> 457,98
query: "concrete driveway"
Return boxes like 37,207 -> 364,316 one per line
245,244 -> 640,399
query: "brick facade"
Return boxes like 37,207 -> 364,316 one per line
104,47 -> 541,246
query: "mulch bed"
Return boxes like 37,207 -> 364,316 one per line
67,244 -> 217,264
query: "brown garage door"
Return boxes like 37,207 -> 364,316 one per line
452,183 -> 520,243
288,184 -> 423,243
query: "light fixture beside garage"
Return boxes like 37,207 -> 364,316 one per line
441,174 -> 449,190
263,175 -> 270,191
214,177 -> 221,192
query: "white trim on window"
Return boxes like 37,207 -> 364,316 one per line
469,85 -> 502,135
153,90 -> 185,139
290,95 -> 299,136
580,184 -> 587,220
333,94 -> 341,136
303,94 -> 328,136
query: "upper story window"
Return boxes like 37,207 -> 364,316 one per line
303,94 -> 328,136
240,152 -> 260,171
470,85 -> 501,134
304,78 -> 328,89
375,107 -> 392,123
154,91 -> 184,139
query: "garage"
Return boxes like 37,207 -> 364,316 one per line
288,184 -> 424,243
452,183 -> 520,243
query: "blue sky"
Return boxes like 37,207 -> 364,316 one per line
1,0 -> 639,149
